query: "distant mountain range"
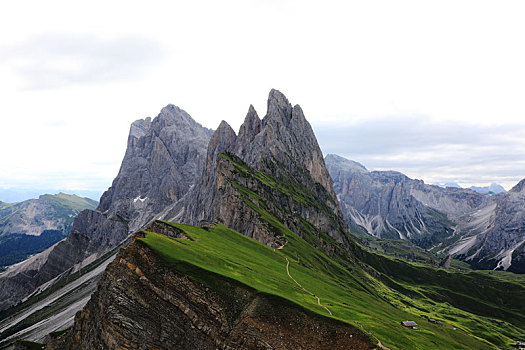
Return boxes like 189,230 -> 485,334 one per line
0,188 -> 103,203
0,193 -> 97,269
433,182 -> 507,195
326,154 -> 524,273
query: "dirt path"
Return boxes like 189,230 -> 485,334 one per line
376,340 -> 391,350
279,241 -> 389,349
285,257 -> 332,316
277,239 -> 288,250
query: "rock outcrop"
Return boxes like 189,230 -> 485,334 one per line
0,105 -> 213,311
48,232 -> 373,350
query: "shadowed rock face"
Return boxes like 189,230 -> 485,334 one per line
173,89 -> 346,247
47,233 -> 373,350
0,106 -> 213,311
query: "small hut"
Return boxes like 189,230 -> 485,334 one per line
401,321 -> 418,329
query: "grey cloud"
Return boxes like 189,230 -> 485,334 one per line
1,34 -> 165,89
313,116 -> 525,156
313,116 -> 525,187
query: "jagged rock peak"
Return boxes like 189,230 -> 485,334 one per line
231,89 -> 335,197
153,104 -> 206,131
211,120 -> 237,147
205,120 -> 238,169
236,105 -> 262,154
239,105 -> 261,138
265,88 -> 293,126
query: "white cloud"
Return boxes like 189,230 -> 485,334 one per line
315,117 -> 525,189
0,35 -> 164,89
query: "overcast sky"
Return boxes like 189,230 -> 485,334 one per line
1,0 -> 525,200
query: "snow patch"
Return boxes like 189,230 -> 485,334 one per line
133,196 -> 147,204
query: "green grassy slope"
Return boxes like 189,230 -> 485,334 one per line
140,221 -> 523,350
40,192 -> 98,212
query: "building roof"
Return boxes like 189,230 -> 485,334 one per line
401,321 -> 418,327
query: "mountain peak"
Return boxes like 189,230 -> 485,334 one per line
265,89 -> 293,126
236,105 -> 262,154
156,104 -> 195,127
206,120 -> 237,166
214,120 -> 237,144
181,89 -> 340,231
325,154 -> 368,173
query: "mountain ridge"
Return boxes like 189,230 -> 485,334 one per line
326,153 -> 525,272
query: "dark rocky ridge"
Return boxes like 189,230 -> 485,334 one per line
47,231 -> 373,350
0,105 -> 213,311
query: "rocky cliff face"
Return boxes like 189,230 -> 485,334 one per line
327,154 -> 525,272
0,105 -> 213,311
169,90 -> 348,248
48,229 -> 372,350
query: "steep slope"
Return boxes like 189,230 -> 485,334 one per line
0,193 -> 97,269
326,154 -> 486,247
0,106 -> 212,313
